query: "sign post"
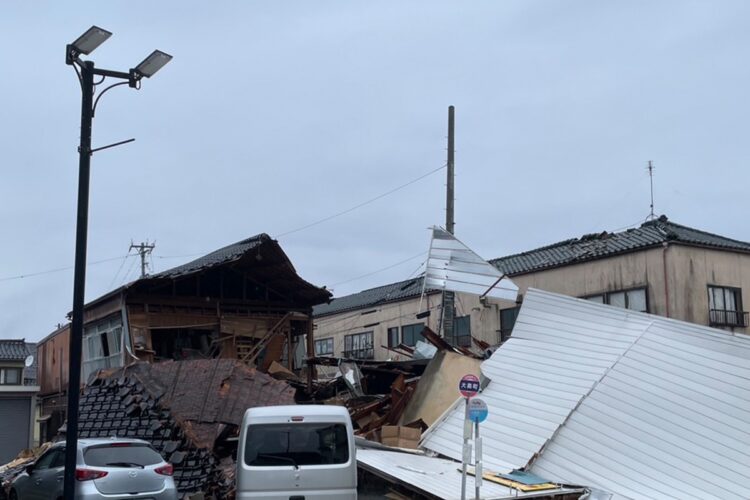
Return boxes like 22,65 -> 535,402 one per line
458,374 -> 480,500
468,398 -> 488,500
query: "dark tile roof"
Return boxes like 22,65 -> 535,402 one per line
151,234 -> 265,279
84,233 -> 331,310
314,216 -> 750,317
0,339 -> 29,361
314,277 -> 436,317
491,215 -> 750,275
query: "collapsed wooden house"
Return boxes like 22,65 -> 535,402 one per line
37,233 -> 331,441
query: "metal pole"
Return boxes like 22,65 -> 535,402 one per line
63,59 -> 95,500
475,421 -> 481,500
460,397 -> 469,500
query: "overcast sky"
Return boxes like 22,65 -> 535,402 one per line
2,1 -> 750,342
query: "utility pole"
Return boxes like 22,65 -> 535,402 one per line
442,106 -> 456,344
130,240 -> 155,278
446,105 -> 455,234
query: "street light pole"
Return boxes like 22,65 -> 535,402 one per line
62,59 -> 95,500
63,27 -> 171,500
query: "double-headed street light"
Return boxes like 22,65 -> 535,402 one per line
63,26 -> 171,500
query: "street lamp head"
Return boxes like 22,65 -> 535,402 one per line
69,26 -> 112,57
134,50 -> 173,78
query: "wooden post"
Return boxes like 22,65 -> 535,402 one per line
306,317 -> 315,394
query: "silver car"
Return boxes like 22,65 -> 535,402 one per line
9,438 -> 178,500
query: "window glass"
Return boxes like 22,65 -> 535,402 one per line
402,323 -> 424,347
500,307 -> 520,342
608,292 -> 626,309
51,451 -> 66,468
35,449 -> 61,470
387,327 -> 399,348
244,423 -> 349,466
84,444 -> 163,467
4,368 -> 20,385
454,316 -> 471,347
314,338 -> 333,356
627,289 -> 647,312
585,295 -> 605,303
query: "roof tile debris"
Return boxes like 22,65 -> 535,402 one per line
0,339 -> 29,361
71,359 -> 295,497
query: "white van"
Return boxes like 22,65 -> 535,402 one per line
237,405 -> 357,500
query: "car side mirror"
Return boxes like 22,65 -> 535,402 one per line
25,464 -> 34,474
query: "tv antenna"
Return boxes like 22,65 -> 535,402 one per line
647,160 -> 656,220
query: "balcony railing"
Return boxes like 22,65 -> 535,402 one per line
709,309 -> 749,328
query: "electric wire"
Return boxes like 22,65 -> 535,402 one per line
108,253 -> 133,289
276,163 -> 447,238
329,251 -> 427,289
0,255 -> 129,283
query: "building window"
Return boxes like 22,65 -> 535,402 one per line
454,316 -> 472,347
82,315 -> 124,380
499,306 -> 520,342
401,323 -> 425,347
584,287 -> 648,313
708,285 -> 746,327
387,327 -> 400,348
314,337 -> 334,356
0,367 -> 22,385
343,331 -> 373,359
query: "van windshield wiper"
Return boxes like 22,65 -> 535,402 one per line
257,454 -> 298,467
105,462 -> 145,469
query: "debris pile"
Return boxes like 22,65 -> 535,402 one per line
76,359 -> 296,498
307,327 -> 486,446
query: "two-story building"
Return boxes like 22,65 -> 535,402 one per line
313,215 -> 750,360
0,340 -> 39,462
36,233 -> 330,441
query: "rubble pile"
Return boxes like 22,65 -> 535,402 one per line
77,378 -> 222,496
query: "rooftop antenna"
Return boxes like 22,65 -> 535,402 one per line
647,160 -> 656,221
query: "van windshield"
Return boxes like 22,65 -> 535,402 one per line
244,423 -> 349,466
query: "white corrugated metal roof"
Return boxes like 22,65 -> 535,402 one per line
357,448 -> 581,499
424,227 -> 518,301
421,288 -> 750,500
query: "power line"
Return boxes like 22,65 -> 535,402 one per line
0,255 -> 129,283
329,251 -> 427,288
108,253 -> 134,289
276,163 -> 447,238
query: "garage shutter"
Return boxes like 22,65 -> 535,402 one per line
0,398 -> 30,463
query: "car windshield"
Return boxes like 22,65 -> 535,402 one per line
244,423 -> 348,466
83,443 -> 163,467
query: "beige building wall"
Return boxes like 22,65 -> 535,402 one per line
315,243 -> 750,361
507,246 -> 668,316
314,291 -> 513,360
505,244 -> 750,334
665,245 -> 750,332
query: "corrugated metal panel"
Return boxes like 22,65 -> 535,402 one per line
424,227 -> 518,301
356,448 -> 580,499
421,289 -> 653,472
530,316 -> 750,500
421,289 -> 750,499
